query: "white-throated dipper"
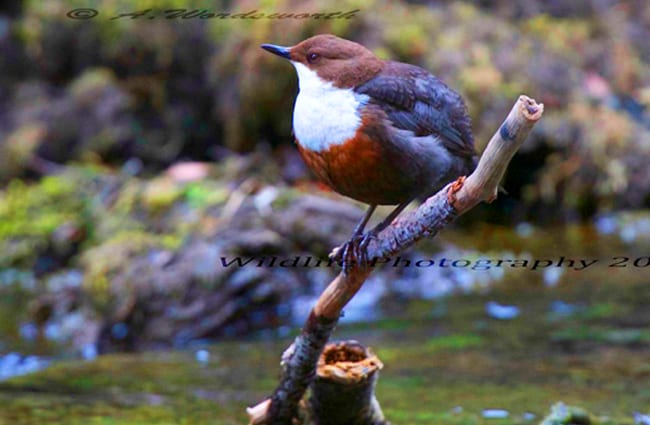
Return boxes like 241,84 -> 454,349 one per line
262,34 -> 476,270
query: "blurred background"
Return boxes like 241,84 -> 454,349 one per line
0,0 -> 649,424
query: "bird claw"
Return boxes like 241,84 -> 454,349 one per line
329,232 -> 376,275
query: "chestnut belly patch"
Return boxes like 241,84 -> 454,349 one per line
296,127 -> 417,205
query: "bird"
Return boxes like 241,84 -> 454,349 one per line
261,34 -> 476,271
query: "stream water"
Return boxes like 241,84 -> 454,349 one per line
0,217 -> 649,424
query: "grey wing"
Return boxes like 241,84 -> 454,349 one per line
356,62 -> 475,159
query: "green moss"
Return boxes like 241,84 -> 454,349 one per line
263,187 -> 290,210
0,175 -> 86,267
0,346 -> 281,424
425,333 -> 485,351
578,303 -> 621,320
550,327 -> 650,345
523,15 -> 592,58
69,68 -> 119,100
183,182 -> 229,209
81,229 -> 181,298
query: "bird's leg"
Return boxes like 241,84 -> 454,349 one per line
332,201 -> 412,274
351,204 -> 376,238
331,204 -> 376,273
366,200 -> 411,236
352,200 -> 411,262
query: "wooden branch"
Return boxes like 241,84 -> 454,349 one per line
247,95 -> 544,425
452,95 -> 544,212
308,341 -> 386,425
265,312 -> 338,423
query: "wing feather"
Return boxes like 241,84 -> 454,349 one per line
355,62 -> 475,159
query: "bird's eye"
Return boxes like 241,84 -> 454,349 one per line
307,52 -> 319,63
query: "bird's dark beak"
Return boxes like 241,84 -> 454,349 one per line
261,44 -> 291,60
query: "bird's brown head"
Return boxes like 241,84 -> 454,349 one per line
261,34 -> 383,89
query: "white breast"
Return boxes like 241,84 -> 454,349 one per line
291,62 -> 368,152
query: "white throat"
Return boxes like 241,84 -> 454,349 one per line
291,62 -> 368,152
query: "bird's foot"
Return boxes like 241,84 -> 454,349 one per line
329,231 -> 376,275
